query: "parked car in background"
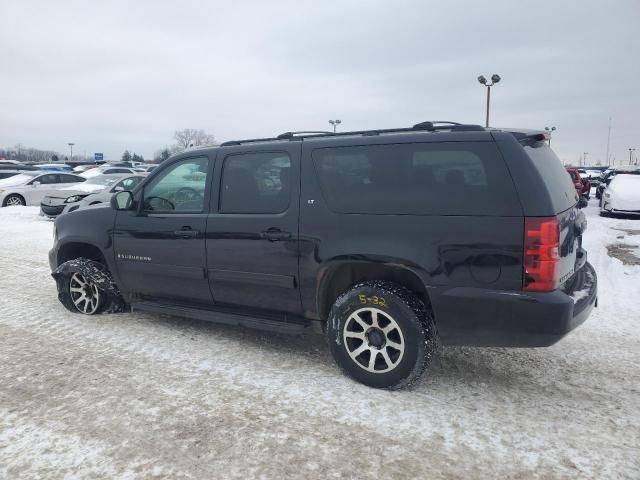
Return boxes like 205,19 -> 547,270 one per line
0,164 -> 39,171
566,167 -> 591,198
600,174 -> 640,216
40,174 -> 131,218
0,172 -> 86,207
133,165 -> 157,173
73,164 -> 101,173
38,164 -> 74,172
0,170 -> 28,180
585,169 -> 602,186
59,175 -> 146,216
596,168 -> 640,200
81,166 -> 137,178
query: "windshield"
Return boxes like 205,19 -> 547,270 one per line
84,175 -> 121,187
0,173 -> 38,186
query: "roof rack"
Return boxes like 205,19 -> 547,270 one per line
219,121 -> 484,147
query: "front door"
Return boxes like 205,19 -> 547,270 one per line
206,145 -> 301,315
113,155 -> 214,304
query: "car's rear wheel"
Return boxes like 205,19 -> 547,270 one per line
3,194 -> 25,207
326,281 -> 437,389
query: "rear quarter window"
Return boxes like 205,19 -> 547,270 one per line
523,145 -> 578,212
313,142 -> 521,216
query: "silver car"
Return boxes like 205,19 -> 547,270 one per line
40,174 -> 129,218
60,175 -> 145,216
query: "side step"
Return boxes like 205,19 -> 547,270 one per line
131,301 -> 319,335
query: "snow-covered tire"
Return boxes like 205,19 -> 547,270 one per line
3,194 -> 25,207
56,259 -> 111,315
326,281 -> 437,390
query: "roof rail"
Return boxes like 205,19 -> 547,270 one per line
220,121 -> 484,146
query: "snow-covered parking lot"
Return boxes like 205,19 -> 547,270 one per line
0,201 -> 639,479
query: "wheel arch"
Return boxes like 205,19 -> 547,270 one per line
316,261 -> 432,322
56,241 -> 107,267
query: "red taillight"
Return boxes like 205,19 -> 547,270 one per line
524,216 -> 560,292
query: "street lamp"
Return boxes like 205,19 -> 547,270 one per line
328,119 -> 341,133
68,142 -> 75,162
477,74 -> 501,127
629,148 -> 636,165
545,126 -> 556,146
582,152 -> 588,167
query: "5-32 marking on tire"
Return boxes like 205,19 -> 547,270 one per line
358,294 -> 387,308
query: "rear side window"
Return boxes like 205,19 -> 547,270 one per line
313,142 -> 520,215
220,152 -> 291,214
523,145 -> 578,212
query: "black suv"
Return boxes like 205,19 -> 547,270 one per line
49,122 -> 597,389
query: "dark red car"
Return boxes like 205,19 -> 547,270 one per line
566,167 -> 591,198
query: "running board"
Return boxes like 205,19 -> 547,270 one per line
131,301 -> 318,335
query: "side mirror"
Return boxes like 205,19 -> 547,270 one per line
32,181 -> 41,187
111,190 -> 134,211
113,186 -> 124,192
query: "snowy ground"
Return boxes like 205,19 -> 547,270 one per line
0,201 -> 639,479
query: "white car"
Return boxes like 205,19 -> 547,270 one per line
40,174 -> 131,218
59,175 -> 145,216
600,174 -> 640,216
0,172 -> 86,207
81,166 -> 137,178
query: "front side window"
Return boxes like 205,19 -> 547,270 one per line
220,152 -> 291,214
142,157 -> 209,212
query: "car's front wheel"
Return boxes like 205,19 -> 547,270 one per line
58,265 -> 110,315
3,194 -> 25,207
326,281 -> 437,389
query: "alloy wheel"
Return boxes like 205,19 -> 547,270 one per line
343,307 -> 405,373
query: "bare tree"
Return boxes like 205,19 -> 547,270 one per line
172,129 -> 216,152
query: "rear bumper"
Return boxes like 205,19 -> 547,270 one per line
433,262 -> 598,347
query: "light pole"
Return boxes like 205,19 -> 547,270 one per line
545,126 -> 556,146
582,152 -> 588,167
477,74 -> 501,127
629,148 -> 636,165
68,142 -> 74,162
328,119 -> 341,133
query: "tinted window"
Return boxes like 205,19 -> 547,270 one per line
60,174 -> 84,183
34,174 -> 59,185
220,152 -> 291,214
313,142 -> 519,215
524,145 -> 578,212
143,157 -> 209,212
108,168 -> 131,174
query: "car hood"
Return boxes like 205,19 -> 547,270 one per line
609,179 -> 640,210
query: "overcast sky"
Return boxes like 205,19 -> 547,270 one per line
1,0 -> 638,164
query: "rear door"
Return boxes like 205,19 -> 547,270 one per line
205,144 -> 301,314
113,155 -> 214,304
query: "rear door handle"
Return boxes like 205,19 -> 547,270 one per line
260,228 -> 291,241
173,227 -> 199,238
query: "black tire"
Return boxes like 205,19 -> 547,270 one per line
326,281 -> 437,389
58,261 -> 110,315
2,194 -> 25,207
